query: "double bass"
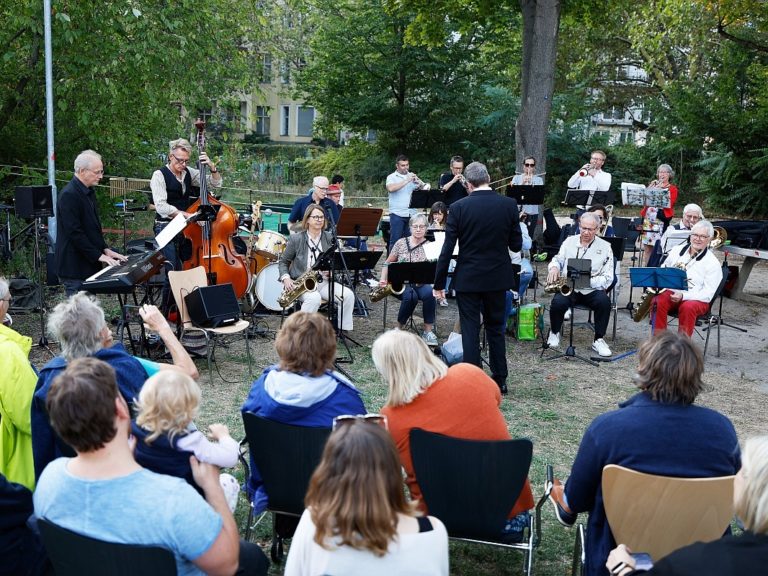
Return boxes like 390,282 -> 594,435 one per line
182,119 -> 251,298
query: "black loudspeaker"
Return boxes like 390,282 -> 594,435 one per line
184,283 -> 240,328
14,185 -> 54,218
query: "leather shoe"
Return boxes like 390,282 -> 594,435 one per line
549,479 -> 577,527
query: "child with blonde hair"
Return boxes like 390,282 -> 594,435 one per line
132,371 -> 240,511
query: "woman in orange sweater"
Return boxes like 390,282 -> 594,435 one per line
374,330 -> 535,543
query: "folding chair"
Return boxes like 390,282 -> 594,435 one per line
167,266 -> 251,385
239,413 -> 331,562
570,464 -> 734,576
38,518 -> 177,575
410,429 -> 551,576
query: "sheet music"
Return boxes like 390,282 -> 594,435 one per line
663,229 -> 691,251
425,231 -> 459,260
155,213 -> 187,249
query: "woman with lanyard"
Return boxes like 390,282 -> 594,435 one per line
378,213 -> 438,346
279,205 -> 355,333
640,163 -> 678,265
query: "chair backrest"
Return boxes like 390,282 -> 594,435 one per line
242,412 -> 332,515
167,266 -> 208,327
708,263 -> 730,313
38,518 -> 177,576
410,428 -> 533,541
602,464 -> 734,562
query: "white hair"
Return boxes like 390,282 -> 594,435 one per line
73,150 -> 102,174
47,292 -> 108,361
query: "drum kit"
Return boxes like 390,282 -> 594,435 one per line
235,204 -> 289,312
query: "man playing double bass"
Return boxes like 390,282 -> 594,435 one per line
150,138 -> 222,309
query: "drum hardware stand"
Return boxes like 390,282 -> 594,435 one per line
542,268 -> 599,367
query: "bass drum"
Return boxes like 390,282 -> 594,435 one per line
254,263 -> 284,312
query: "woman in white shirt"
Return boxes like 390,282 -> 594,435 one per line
284,418 -> 449,576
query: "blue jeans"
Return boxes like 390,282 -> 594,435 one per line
397,284 -> 435,326
388,214 -> 410,250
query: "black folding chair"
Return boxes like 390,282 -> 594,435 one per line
239,413 -> 331,562
38,518 -> 177,576
410,429 -> 551,576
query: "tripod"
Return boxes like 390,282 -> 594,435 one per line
31,211 -> 55,355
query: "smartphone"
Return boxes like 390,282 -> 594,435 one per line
123,305 -> 143,324
631,553 -> 653,570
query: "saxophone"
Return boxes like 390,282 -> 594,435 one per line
369,282 -> 406,303
633,250 -> 702,322
277,269 -> 320,308
544,278 -> 572,296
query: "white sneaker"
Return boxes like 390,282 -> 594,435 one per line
438,298 -> 449,307
422,331 -> 439,346
547,331 -> 560,348
564,308 -> 572,320
592,338 -> 612,357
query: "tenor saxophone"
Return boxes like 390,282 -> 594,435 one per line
277,269 -> 320,308
369,282 -> 406,303
544,278 -> 572,296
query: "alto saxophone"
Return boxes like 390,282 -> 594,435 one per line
633,250 -> 702,322
277,269 -> 320,308
544,278 -> 572,296
369,282 -> 406,303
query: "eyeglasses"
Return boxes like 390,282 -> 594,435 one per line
1,297 -> 10,303
524,163 -> 535,167
691,233 -> 710,240
310,215 -> 325,220
590,156 -> 604,162
171,155 -> 190,164
88,168 -> 105,175
581,227 -> 598,233
332,413 -> 389,430
411,224 -> 427,229
315,186 -> 329,191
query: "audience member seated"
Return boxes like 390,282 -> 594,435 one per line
0,472 -> 49,576
373,330 -> 535,543
546,212 -> 614,357
606,433 -> 768,575
284,418 -> 449,575
548,331 -> 741,576
33,357 -> 269,576
653,220 -> 721,336
241,311 -> 365,512
0,277 -> 38,490
132,371 -> 240,511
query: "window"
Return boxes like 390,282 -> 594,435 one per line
619,131 -> 633,144
280,105 -> 290,136
255,106 -> 270,136
261,54 -> 272,84
280,61 -> 291,84
297,106 -> 314,137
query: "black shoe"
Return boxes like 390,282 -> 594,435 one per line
499,383 -> 508,395
493,377 -> 508,395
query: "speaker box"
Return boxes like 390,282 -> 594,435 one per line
184,283 -> 240,328
14,185 -> 54,219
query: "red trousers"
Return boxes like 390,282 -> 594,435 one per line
653,291 -> 710,336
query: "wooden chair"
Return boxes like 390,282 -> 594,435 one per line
410,429 -> 552,576
38,518 -> 177,575
239,413 -> 331,562
167,266 -> 251,385
571,464 -> 734,575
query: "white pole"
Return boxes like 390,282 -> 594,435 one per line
43,0 -> 57,243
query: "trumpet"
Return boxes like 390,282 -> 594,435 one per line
409,173 -> 428,190
578,164 -> 594,177
370,282 -> 406,302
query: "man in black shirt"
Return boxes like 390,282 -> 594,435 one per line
437,155 -> 468,207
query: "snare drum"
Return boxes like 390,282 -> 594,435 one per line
254,230 -> 287,261
254,263 -> 284,311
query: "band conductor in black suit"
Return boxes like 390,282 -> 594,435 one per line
433,161 -> 522,394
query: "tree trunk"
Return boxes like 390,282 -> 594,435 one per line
516,0 -> 561,176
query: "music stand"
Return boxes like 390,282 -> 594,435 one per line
543,258 -> 599,367
409,190 -> 443,210
506,185 -> 547,206
628,267 -> 687,334
336,207 -> 383,314
384,261 -> 438,334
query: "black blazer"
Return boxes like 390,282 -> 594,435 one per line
54,177 -> 108,280
434,188 -> 521,292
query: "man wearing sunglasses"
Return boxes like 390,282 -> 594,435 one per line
56,150 -> 128,296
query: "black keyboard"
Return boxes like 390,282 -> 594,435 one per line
82,250 -> 166,294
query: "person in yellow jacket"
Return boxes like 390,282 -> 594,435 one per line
0,278 -> 38,490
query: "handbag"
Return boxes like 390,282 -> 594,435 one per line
517,303 -> 545,341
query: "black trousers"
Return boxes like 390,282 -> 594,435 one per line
549,289 -> 611,339
456,290 -> 507,384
